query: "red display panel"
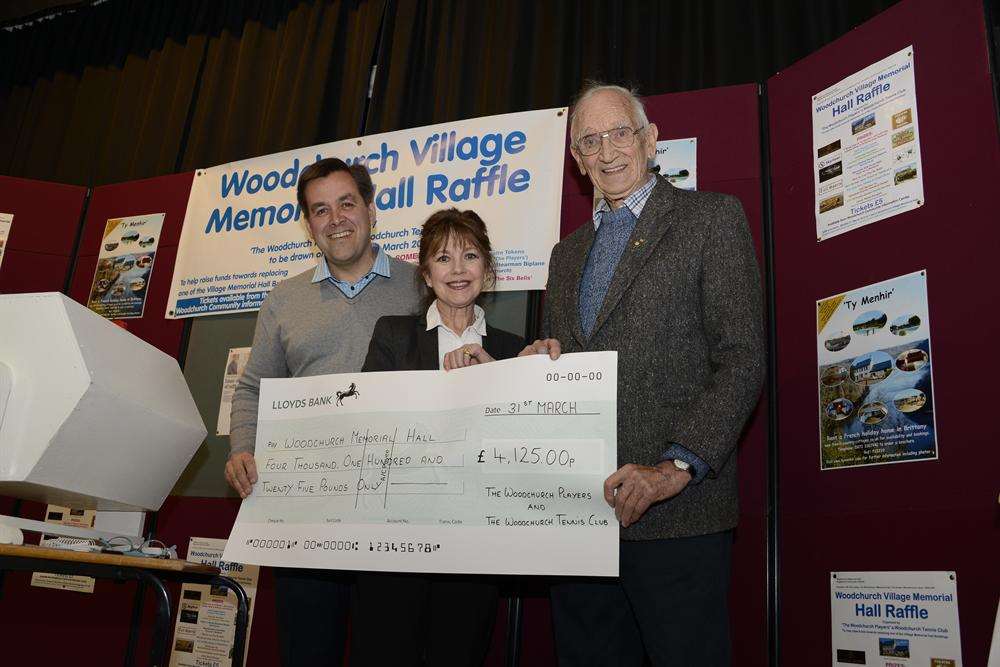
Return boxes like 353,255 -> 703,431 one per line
556,83 -> 769,667
767,0 -> 999,663
0,175 -> 87,293
67,172 -> 195,359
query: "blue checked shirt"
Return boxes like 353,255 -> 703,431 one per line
311,243 -> 391,298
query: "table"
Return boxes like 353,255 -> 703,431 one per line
0,543 -> 250,667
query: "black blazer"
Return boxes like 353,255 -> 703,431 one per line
362,314 -> 525,372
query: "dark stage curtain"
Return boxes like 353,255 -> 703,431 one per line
0,0 -> 383,186
367,0 -> 902,130
0,0 -> 904,186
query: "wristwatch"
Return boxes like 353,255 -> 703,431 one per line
672,459 -> 692,473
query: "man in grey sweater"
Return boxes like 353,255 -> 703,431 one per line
226,158 -> 421,667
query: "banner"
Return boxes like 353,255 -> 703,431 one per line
223,352 -> 619,576
813,45 -> 923,241
166,108 -> 567,318
817,271 -> 937,470
87,213 -> 165,320
831,571 -> 962,666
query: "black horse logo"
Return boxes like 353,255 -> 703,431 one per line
336,382 -> 360,406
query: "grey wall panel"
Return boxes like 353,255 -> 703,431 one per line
172,291 -> 530,497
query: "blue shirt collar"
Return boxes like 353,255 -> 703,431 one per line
593,175 -> 657,228
311,244 -> 392,299
311,243 -> 391,284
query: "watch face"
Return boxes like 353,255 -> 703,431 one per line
673,459 -> 691,471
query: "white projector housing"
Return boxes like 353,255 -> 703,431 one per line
0,292 -> 207,510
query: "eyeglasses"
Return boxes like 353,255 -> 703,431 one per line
574,126 -> 645,156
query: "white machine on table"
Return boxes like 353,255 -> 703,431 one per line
0,292 -> 207,545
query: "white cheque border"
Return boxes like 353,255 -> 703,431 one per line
224,522 -> 618,577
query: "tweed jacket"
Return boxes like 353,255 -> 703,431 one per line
544,175 -> 765,540
362,313 -> 525,372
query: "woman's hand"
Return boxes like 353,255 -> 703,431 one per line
518,338 -> 562,360
444,344 -> 495,371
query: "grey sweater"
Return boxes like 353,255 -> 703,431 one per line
229,258 -> 422,455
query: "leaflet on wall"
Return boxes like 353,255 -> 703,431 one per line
0,212 -> 12,270
831,571 -> 962,666
217,347 -> 252,436
654,138 -> 697,191
31,505 -> 97,593
166,108 -> 567,318
816,270 -> 937,470
813,45 -> 923,241
87,213 -> 165,319
169,537 -> 259,667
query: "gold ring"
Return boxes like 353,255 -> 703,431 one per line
463,346 -> 473,357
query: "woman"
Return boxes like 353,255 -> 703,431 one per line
352,208 -> 524,667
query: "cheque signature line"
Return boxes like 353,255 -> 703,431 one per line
262,489 -> 463,498
390,482 -> 448,485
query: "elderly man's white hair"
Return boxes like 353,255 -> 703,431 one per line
569,82 -> 650,138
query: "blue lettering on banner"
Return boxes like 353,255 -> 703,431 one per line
204,127 -> 538,234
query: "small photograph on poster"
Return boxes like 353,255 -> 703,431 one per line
816,270 -> 937,470
87,213 -> 165,320
812,45 -> 923,241
831,572 -> 963,666
0,212 -> 12,270
654,138 -> 697,191
217,347 -> 252,436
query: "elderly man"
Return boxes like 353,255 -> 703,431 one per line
226,157 -> 421,666
526,84 -> 764,665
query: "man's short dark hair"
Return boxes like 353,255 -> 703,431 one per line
296,158 -> 375,217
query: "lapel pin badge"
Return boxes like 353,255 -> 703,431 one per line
634,238 -> 646,247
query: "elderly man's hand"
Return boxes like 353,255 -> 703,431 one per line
603,462 -> 691,528
225,452 -> 258,499
443,344 -> 494,371
518,338 -> 562,360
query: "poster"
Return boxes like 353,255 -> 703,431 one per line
169,537 -> 259,667
0,212 -> 11,270
216,347 -> 251,436
31,505 -> 97,593
166,108 -> 567,318
831,571 -> 962,666
817,271 -> 937,470
813,45 -> 923,241
87,213 -> 165,319
654,138 -> 697,190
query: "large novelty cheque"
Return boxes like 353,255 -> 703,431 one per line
223,352 -> 618,577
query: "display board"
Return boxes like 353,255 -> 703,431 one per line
559,82 -> 769,667
66,173 -> 195,359
767,0 -> 999,663
0,175 -> 87,293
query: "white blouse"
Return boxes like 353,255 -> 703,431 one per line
425,300 -> 487,370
